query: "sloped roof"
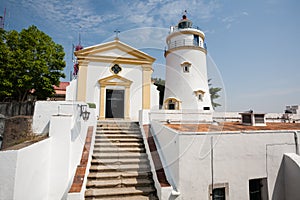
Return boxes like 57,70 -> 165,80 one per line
74,39 -> 155,65
53,82 -> 70,95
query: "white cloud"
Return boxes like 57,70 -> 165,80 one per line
221,11 -> 249,29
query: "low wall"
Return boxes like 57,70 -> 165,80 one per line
150,110 -> 213,123
0,101 -> 96,200
151,121 -> 299,200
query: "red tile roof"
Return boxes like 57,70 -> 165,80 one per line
53,82 -> 70,95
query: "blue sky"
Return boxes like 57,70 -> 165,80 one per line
1,0 -> 300,112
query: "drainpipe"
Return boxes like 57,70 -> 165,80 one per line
211,136 -> 214,198
294,131 -> 299,155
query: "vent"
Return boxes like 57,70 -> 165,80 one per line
240,110 -> 266,126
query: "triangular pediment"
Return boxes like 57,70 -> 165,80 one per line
99,75 -> 132,87
74,39 -> 155,64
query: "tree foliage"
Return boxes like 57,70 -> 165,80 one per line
209,79 -> 222,109
0,25 -> 66,102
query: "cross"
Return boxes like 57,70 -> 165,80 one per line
114,29 -> 120,39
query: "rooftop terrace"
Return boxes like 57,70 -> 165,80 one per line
166,122 -> 300,133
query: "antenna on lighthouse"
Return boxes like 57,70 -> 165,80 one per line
0,8 -> 6,29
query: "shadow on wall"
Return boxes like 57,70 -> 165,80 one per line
273,153 -> 300,200
272,159 -> 285,200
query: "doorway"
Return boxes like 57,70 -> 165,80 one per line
105,89 -> 125,118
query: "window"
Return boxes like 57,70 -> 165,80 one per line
204,107 -> 210,110
183,65 -> 189,72
249,178 -> 268,200
209,183 -> 229,200
164,98 -> 181,110
110,64 -> 122,74
193,35 -> 199,46
212,188 -> 225,200
194,90 -> 205,101
181,62 -> 191,73
198,94 -> 203,101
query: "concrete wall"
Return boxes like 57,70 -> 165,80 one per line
150,110 -> 213,123
66,79 -> 78,101
283,153 -> 300,200
151,121 -> 299,200
14,139 -> 51,200
214,112 -> 300,123
0,150 -> 18,199
32,101 -> 87,134
0,101 -> 96,200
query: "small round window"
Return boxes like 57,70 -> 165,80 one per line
111,64 -> 122,74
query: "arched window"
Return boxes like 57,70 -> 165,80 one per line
164,98 -> 181,110
181,61 -> 191,73
194,90 -> 205,101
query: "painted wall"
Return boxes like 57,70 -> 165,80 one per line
32,101 -> 87,134
66,79 -> 78,101
150,110 -> 213,122
151,121 -> 299,200
0,101 -> 95,200
151,84 -> 160,110
86,62 -> 144,120
0,151 -> 18,199
14,139 -> 51,200
283,153 -> 300,200
164,47 -> 212,111
213,112 -> 300,123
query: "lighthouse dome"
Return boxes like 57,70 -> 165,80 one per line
178,14 -> 192,29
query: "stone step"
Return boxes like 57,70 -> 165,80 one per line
96,133 -> 142,138
85,186 -> 156,198
88,171 -> 152,180
86,195 -> 158,200
86,178 -> 154,189
95,138 -> 143,143
97,125 -> 140,129
93,147 -> 145,153
89,163 -> 151,172
92,152 -> 148,159
94,142 -> 144,148
96,130 -> 141,134
91,158 -> 149,165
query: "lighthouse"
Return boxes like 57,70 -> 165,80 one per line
163,13 -> 213,112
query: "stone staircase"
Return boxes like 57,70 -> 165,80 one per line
85,121 -> 158,200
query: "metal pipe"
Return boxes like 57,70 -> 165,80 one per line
211,136 -> 214,198
294,131 -> 299,155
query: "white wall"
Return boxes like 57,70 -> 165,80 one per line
0,151 -> 18,199
0,101 -> 96,200
151,121 -> 299,200
150,110 -> 213,123
151,83 -> 160,110
164,40 -> 212,111
86,62 -> 144,120
14,139 -> 51,200
32,101 -> 86,134
66,79 -> 78,101
283,153 -> 300,200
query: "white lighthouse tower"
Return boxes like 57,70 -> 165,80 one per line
163,13 -> 213,113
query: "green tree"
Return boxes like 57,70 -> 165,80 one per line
152,78 -> 165,108
208,79 -> 222,109
0,25 -> 65,101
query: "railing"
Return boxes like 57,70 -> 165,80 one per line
170,25 -> 203,33
167,39 -> 207,50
